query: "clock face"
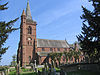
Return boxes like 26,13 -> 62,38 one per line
28,37 -> 32,40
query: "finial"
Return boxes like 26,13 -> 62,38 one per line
27,0 -> 29,4
65,38 -> 66,41
22,10 -> 26,16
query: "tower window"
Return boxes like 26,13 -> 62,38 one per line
30,42 -> 32,45
28,26 -> 32,34
28,41 -> 29,45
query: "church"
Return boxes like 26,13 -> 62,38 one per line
17,1 -> 82,67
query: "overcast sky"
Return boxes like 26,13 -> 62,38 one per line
0,0 -> 92,65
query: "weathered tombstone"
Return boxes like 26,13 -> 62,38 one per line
8,68 -> 9,74
38,70 -> 41,75
42,68 -> 47,75
31,63 -> 35,72
56,72 -> 60,75
60,69 -> 65,75
48,64 -> 52,75
2,71 -> 5,75
16,64 -> 20,75
52,68 -> 56,75
34,60 -> 36,68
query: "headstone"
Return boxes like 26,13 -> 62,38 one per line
53,68 -> 56,75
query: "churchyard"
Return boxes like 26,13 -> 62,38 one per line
0,62 -> 100,75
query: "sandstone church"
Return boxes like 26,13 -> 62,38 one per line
17,1 -> 83,67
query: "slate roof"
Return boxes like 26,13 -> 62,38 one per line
37,39 -> 69,48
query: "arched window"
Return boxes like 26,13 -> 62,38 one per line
30,42 -> 32,45
28,26 -> 32,34
27,41 -> 29,45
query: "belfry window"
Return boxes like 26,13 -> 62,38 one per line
30,42 -> 32,45
28,26 -> 32,34
27,41 -> 29,45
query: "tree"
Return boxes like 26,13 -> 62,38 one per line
11,54 -> 17,66
64,51 -> 69,63
49,53 -> 57,68
68,50 -> 73,62
0,1 -> 18,60
77,0 -> 100,62
56,53 -> 62,67
73,50 -> 81,63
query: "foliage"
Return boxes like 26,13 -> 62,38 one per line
64,49 -> 81,63
38,68 -> 42,72
0,1 -> 18,60
9,68 -> 16,72
68,50 -> 73,61
73,50 -> 81,63
64,51 -> 69,63
55,67 -> 60,72
49,53 -> 57,68
56,53 -> 62,66
64,50 -> 74,63
77,0 -> 100,62
0,2 -> 8,10
10,54 -> 17,66
0,66 -> 8,71
49,49 -> 81,67
9,70 -> 16,75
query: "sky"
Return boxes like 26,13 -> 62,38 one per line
0,0 -> 92,65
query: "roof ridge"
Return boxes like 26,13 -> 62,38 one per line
37,38 -> 66,41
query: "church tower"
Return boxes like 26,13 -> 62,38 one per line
19,1 -> 37,66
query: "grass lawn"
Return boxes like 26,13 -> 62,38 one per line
9,67 -> 60,75
9,71 -> 38,75
9,71 -> 16,75
21,72 -> 38,75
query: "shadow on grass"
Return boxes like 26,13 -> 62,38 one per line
67,70 -> 100,75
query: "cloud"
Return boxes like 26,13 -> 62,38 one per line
36,0 -> 82,28
37,9 -> 73,26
